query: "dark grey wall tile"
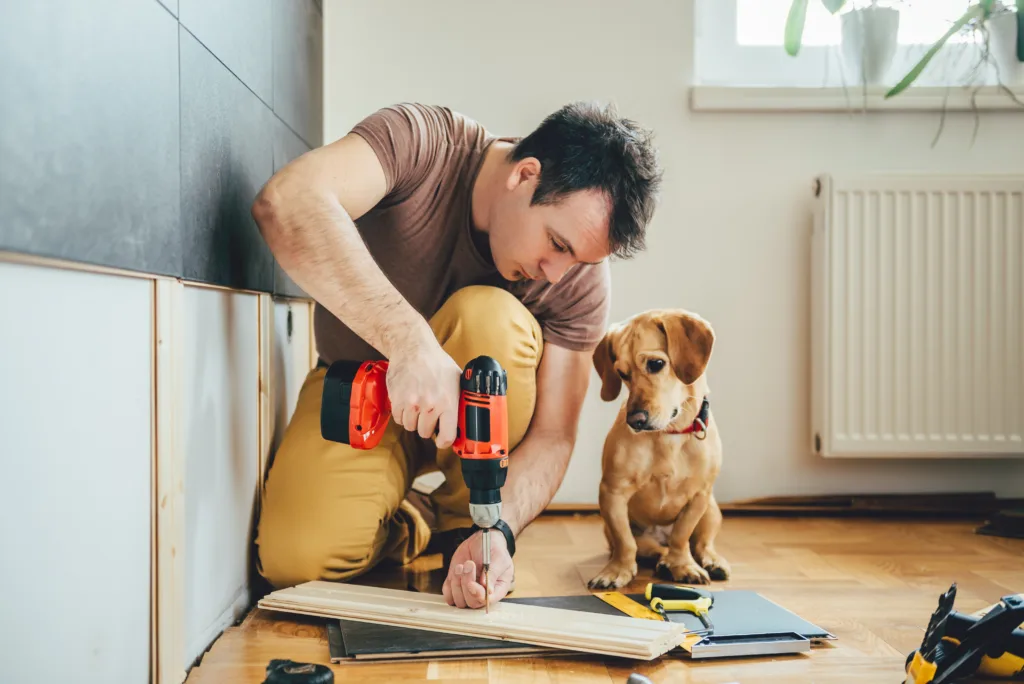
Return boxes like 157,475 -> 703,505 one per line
0,1 -> 180,276
180,27 -> 274,292
179,0 -> 272,105
272,0 -> 322,148
271,118 -> 312,298
156,0 -> 178,18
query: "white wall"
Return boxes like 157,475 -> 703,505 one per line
0,262 -> 152,683
323,0 -> 1024,504
182,286 -> 261,667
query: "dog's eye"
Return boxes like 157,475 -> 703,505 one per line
646,358 -> 666,374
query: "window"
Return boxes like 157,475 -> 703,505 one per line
695,0 -> 996,89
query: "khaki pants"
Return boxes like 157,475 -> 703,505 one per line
255,286 -> 543,589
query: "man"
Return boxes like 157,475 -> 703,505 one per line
251,101 -> 662,610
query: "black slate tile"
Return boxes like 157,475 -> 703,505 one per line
180,27 -> 274,292
0,1 -> 180,276
272,0 -> 323,148
271,118 -> 312,299
179,0 -> 272,105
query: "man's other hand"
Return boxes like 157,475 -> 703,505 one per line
442,529 -> 514,609
386,336 -> 462,449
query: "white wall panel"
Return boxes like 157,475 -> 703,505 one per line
0,261 -> 152,682
183,285 -> 260,666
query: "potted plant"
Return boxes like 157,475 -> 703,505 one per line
785,0 -> 902,86
885,0 -> 1024,97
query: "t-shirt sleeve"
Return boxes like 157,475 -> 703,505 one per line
349,103 -> 447,202
532,261 -> 612,353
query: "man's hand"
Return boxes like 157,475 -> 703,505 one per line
442,530 -> 513,609
386,335 -> 462,449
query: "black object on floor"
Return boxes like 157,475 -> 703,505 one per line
262,659 -> 334,683
327,591 -> 833,662
976,509 -> 1024,539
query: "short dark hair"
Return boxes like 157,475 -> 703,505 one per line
508,101 -> 662,259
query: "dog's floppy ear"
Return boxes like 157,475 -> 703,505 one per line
592,329 -> 622,401
658,311 -> 714,385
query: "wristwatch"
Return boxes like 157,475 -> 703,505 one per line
472,519 -> 516,558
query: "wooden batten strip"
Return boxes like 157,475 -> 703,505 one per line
258,582 -> 687,660
257,294 -> 274,507
154,277 -> 187,684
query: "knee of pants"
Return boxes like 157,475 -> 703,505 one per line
257,490 -> 393,589
431,285 -> 543,378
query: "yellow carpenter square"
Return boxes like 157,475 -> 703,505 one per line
593,591 -> 666,622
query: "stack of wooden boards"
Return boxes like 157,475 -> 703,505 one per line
257,581 -> 835,663
257,581 -> 688,660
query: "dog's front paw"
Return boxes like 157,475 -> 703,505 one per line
700,555 -> 731,581
656,557 -> 711,585
588,560 -> 638,590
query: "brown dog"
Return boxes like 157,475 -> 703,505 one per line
587,309 -> 730,589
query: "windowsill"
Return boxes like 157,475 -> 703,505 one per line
689,85 -> 1024,113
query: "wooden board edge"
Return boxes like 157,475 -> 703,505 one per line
257,293 -> 274,511
154,277 -> 187,684
258,600 -> 676,660
307,300 -> 317,369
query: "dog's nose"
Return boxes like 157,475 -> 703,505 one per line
627,410 -> 649,430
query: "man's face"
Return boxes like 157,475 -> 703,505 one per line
488,158 -> 612,284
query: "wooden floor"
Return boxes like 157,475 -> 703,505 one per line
185,513 -> 1024,683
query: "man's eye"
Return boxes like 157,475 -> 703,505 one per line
550,236 -> 567,253
646,359 -> 666,373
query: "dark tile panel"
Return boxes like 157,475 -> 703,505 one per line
178,0 -> 272,105
271,118 -> 312,298
180,27 -> 274,292
0,1 -> 181,276
272,0 -> 323,148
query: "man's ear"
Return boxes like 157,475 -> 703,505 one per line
658,311 -> 714,385
592,330 -> 622,402
507,156 -> 541,192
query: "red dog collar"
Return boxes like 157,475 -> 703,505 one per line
665,396 -> 710,439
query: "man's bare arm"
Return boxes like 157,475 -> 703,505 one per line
252,133 -> 432,358
252,133 -> 461,447
500,343 -> 593,536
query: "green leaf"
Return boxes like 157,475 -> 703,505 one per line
821,0 -> 846,13
885,4 -> 986,98
785,0 -> 810,56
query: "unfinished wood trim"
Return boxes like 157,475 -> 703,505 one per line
153,277 -> 186,684
258,582 -> 688,660
0,250 -> 158,281
308,300 -> 317,368
257,293 -> 274,508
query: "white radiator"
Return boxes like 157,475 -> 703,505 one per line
811,175 -> 1024,458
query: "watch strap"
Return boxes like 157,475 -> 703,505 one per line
473,519 -> 516,557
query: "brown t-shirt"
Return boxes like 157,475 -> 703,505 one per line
313,102 -> 611,365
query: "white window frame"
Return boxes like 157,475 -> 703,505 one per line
694,0 -> 995,90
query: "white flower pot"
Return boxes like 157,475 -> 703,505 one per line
987,11 -> 1024,85
840,6 -> 900,86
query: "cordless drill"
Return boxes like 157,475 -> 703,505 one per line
320,354 -> 510,610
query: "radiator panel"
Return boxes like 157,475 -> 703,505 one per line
811,175 -> 1024,457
